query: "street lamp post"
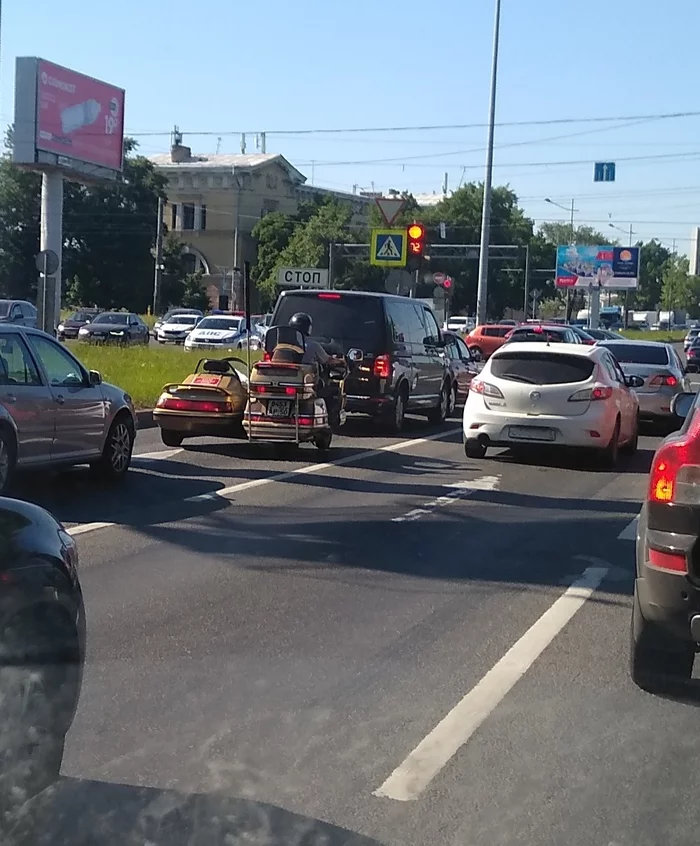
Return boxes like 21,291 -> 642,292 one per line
475,0 -> 502,325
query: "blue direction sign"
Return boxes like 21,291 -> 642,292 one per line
594,162 -> 616,182
371,228 -> 407,267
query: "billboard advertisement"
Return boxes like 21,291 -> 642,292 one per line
13,57 -> 125,178
555,245 -> 640,289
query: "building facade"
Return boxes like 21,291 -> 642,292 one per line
151,142 -> 370,309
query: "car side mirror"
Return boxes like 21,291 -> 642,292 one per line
625,375 -> 644,389
89,370 -> 102,386
671,391 -> 696,420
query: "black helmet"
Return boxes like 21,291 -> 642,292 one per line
289,312 -> 312,337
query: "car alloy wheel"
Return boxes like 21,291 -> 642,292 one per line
109,421 -> 133,474
447,384 -> 457,417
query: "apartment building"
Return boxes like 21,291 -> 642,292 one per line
151,140 -> 370,308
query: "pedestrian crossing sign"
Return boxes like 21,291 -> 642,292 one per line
371,228 -> 407,267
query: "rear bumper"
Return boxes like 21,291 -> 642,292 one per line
635,390 -> 675,418
462,406 -> 616,449
153,411 -> 244,437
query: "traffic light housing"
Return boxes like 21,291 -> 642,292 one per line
433,275 -> 454,298
406,223 -> 426,270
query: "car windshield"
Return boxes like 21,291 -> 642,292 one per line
166,314 -> 199,325
600,342 -> 669,365
491,351 -> 594,384
196,318 -> 242,331
69,311 -> 96,322
273,293 -> 386,352
92,313 -> 128,325
0,301 -> 11,317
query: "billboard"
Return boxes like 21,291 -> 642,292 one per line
13,57 -> 125,180
555,244 -> 640,290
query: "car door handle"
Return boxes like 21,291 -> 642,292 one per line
54,394 -> 65,405
2,394 -> 17,404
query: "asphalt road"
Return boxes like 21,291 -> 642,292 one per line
8,406 -> 700,846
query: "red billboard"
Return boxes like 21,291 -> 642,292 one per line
35,60 -> 125,172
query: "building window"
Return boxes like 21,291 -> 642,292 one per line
170,203 -> 178,230
200,205 -> 207,231
182,203 -> 195,230
183,253 -> 197,274
261,199 -> 279,217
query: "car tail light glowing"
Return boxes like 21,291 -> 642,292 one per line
568,384 -> 613,402
285,386 -> 297,396
373,354 -> 391,379
471,379 -> 504,399
298,416 -> 313,426
263,351 -> 272,361
648,548 -> 687,574
648,413 -> 700,504
649,374 -> 678,387
318,293 -> 341,300
158,397 -> 231,414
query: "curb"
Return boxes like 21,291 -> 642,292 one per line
136,409 -> 156,430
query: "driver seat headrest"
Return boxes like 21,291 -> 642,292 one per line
202,359 -> 230,374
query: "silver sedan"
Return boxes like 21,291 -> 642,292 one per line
0,325 -> 137,493
598,339 -> 691,422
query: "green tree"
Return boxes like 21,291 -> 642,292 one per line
0,152 -> 42,299
636,239 -> 672,310
180,270 -> 210,311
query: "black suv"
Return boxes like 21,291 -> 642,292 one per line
631,389 -> 700,692
271,290 -> 452,432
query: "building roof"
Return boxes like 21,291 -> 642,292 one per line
149,151 -> 306,184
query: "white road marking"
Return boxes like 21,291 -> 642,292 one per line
373,565 -> 609,802
66,427 -> 462,538
391,475 -> 500,523
617,515 -> 639,541
133,448 -> 182,462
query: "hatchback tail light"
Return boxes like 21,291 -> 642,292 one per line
648,413 -> 700,504
470,379 -> 504,399
649,374 -> 678,387
648,548 -> 687,574
373,354 -> 391,379
568,384 -> 613,402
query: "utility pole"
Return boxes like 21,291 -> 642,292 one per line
475,0 -> 502,325
232,169 -> 247,308
522,244 -> 530,318
152,196 -> 164,315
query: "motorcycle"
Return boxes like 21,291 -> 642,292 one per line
242,326 -> 348,453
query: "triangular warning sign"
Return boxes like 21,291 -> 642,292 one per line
377,236 -> 401,259
375,197 -> 405,226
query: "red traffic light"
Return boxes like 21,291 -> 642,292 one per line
443,277 -> 453,289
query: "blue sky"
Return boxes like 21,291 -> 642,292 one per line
3,0 -> 700,252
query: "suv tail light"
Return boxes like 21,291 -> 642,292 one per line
471,379 -> 504,399
373,354 -> 391,379
649,374 -> 678,387
568,384 -> 613,402
648,413 -> 700,504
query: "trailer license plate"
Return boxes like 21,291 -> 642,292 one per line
267,400 -> 291,417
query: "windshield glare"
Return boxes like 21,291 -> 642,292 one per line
93,313 -> 128,325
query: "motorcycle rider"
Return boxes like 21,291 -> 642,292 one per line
288,312 -> 343,426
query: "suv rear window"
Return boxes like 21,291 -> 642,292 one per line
600,343 -> 669,365
508,328 -> 571,343
273,293 -> 386,353
491,351 -> 594,385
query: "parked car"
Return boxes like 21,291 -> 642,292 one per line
77,311 -> 150,345
271,290 -> 452,433
684,327 -> 700,352
444,315 -> 472,334
443,331 -> 479,414
0,496 -> 84,810
598,340 -> 690,425
503,324 -> 583,345
465,324 -> 514,360
631,389 -> 700,692
156,312 -> 202,345
152,308 -> 204,338
57,308 -> 101,341
184,314 -> 259,352
0,325 -> 137,493
584,327 -> 625,341
0,300 -> 37,328
568,325 -> 596,345
462,342 -> 641,465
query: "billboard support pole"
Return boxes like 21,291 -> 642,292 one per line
39,170 -> 63,335
153,196 -> 164,316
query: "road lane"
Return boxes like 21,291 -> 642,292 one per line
8,418 -> 688,846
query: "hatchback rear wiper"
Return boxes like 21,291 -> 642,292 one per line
500,374 -> 537,384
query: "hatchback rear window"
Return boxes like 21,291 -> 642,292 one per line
273,294 -> 386,353
491,351 -> 595,385
508,328 -> 570,343
599,343 -> 669,365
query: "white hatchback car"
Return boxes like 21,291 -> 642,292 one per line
463,342 -> 642,466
